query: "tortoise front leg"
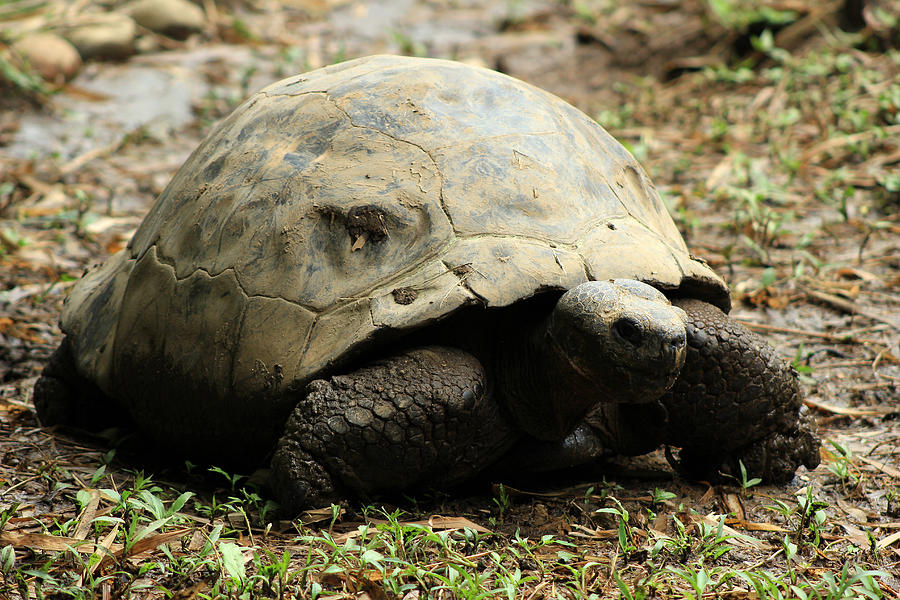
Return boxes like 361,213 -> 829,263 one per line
491,400 -> 670,475
660,299 -> 820,481
271,346 -> 519,514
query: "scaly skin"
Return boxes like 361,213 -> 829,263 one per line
271,347 -> 519,512
660,299 -> 820,480
271,280 -> 690,510
495,298 -> 820,483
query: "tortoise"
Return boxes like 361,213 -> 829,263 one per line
34,55 -> 819,513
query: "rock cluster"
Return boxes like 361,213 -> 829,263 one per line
8,0 -> 206,84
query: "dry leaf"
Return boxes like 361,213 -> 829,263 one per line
725,519 -> 787,532
332,515 -> 490,543
97,528 -> 190,569
299,505 -> 345,525
878,531 -> 900,550
0,531 -> 120,554
722,493 -> 745,521
73,489 -> 101,540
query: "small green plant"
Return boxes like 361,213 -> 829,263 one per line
596,497 -> 640,558
651,513 -> 692,563
652,487 -> 676,505
796,487 -> 829,547
665,565 -> 713,600
0,51 -> 51,99
492,484 -> 511,522
228,17 -> 259,42
706,0 -> 797,29
209,465 -> 246,490
791,344 -> 815,384
694,515 -> 736,562
824,440 -> 859,487
736,460 -> 762,491
886,488 -> 900,518
218,540 -> 249,595
391,30 -> 428,57
0,503 -> 19,531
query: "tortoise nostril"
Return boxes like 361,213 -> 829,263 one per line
613,318 -> 643,346
670,333 -> 686,350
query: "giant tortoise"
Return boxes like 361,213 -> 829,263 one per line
34,55 -> 820,513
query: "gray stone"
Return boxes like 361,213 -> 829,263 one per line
12,33 -> 82,83
62,14 -> 137,61
128,0 -> 206,41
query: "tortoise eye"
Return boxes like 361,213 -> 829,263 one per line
613,318 -> 643,346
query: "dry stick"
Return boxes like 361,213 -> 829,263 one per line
851,382 -> 898,391
817,359 -> 875,369
60,138 -> 125,176
0,474 -> 43,498
804,288 -> 900,332
857,455 -> 900,479
72,489 -> 100,541
735,320 -> 880,345
873,350 -> 900,382
804,397 -> 891,417
774,0 -> 842,49
802,124 -> 900,162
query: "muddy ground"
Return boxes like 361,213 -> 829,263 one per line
1,0 -> 900,598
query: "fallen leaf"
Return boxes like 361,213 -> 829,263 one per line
332,515 -> 490,544
351,232 -> 368,251
97,528 -> 191,569
299,505 -> 345,525
722,493 -> 745,521
73,489 -> 100,540
878,531 -> 900,549
724,519 -> 787,532
694,513 -> 772,550
0,531 -> 121,554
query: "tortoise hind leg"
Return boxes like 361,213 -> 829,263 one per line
271,346 -> 520,514
660,299 -> 820,482
33,337 -> 121,430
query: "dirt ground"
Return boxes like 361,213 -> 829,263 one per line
1,0 -> 900,598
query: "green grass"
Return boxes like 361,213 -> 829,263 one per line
0,470 -> 892,599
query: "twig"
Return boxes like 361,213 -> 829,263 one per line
816,359 -> 873,369
801,124 -> 900,163
857,455 -> 900,478
0,474 -> 43,498
850,382 -> 898,392
804,397 -> 891,417
60,138 -> 125,176
803,288 -> 900,331
736,320 -> 879,344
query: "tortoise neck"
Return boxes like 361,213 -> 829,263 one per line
496,315 -> 601,442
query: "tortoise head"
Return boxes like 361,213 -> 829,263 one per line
509,279 -> 689,441
548,278 -> 687,401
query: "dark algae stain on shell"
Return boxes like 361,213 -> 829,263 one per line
54,55 -> 729,460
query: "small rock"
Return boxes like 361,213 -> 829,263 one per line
11,33 -> 82,83
127,0 -> 206,41
62,14 -> 137,61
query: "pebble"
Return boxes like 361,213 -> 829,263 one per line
61,13 -> 137,61
11,33 -> 82,83
127,0 -> 206,41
